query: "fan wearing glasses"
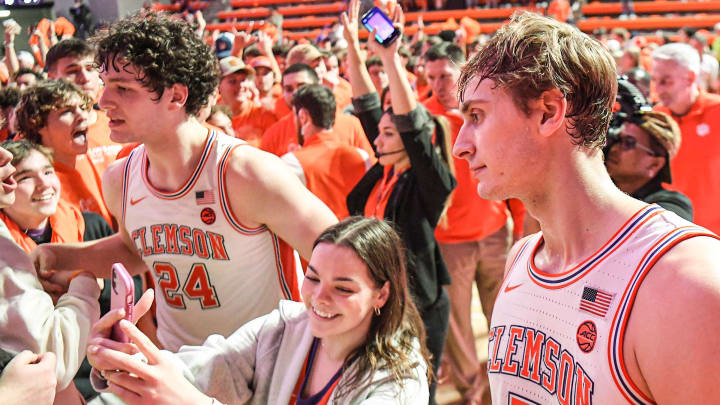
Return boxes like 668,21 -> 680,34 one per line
605,110 -> 693,220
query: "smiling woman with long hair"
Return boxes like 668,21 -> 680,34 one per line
87,216 -> 431,405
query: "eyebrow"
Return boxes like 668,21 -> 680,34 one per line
104,78 -> 137,84
460,99 -> 490,114
14,165 -> 53,177
306,264 -> 357,283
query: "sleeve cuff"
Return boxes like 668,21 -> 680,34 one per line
391,105 -> 432,134
352,93 -> 381,113
68,275 -> 102,300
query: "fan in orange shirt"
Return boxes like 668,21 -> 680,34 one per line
217,56 -> 277,147
280,85 -> 371,219
46,39 -> 124,177
261,63 -> 373,158
652,42 -> 720,233
14,80 -> 113,228
286,44 -> 353,113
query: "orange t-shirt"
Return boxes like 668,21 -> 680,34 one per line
654,91 -> 720,233
424,95 -> 508,243
29,17 -> 76,49
0,199 -> 84,254
332,78 -> 354,112
290,131 -> 368,219
547,0 -> 571,22
364,165 -> 408,220
86,110 -> 124,177
231,103 -> 277,147
54,159 -> 114,229
261,112 -> 374,158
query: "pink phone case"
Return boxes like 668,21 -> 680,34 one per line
110,263 -> 134,343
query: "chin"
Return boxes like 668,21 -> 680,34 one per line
0,194 -> 15,208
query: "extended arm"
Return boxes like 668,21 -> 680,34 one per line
0,238 -> 100,389
31,159 -> 147,279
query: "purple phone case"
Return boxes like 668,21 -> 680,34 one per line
110,263 -> 135,343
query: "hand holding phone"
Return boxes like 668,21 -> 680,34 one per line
361,7 -> 401,47
110,263 -> 135,343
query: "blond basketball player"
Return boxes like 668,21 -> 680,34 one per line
31,12 -> 337,352
453,12 -> 720,404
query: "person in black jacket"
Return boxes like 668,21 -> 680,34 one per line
341,2 -> 456,404
605,110 -> 693,220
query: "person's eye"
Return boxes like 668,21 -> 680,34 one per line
305,276 -> 319,283
335,286 -> 354,293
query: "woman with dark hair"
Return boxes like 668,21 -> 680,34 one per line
341,2 -> 456,403
86,216 -> 431,404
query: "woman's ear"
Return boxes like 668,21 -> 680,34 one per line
376,281 -> 390,308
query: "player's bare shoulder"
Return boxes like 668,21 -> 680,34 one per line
101,156 -> 131,219
625,234 -> 720,402
224,144 -> 289,184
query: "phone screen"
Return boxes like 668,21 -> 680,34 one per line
362,7 -> 399,46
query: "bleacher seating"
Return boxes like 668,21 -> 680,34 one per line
204,0 -> 720,41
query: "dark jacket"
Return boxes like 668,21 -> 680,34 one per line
347,93 -> 456,311
632,177 -> 693,222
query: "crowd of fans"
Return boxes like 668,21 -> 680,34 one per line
0,2 -> 719,405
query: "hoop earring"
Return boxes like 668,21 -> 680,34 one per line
374,307 -> 381,316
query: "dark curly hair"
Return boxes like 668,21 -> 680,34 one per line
90,10 -> 220,116
15,80 -> 92,144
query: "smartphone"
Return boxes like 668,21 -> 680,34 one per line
361,7 -> 401,47
110,263 -> 135,343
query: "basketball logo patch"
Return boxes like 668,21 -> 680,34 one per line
576,321 -> 597,353
201,207 -> 216,225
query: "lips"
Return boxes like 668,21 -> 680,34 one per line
1,172 -> 16,194
311,305 -> 339,320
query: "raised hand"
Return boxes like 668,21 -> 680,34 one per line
230,23 -> 256,58
340,0 -> 361,45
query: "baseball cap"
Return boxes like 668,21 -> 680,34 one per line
219,56 -> 255,78
250,56 -> 273,71
215,33 -> 234,59
636,110 -> 681,183
286,44 -> 323,66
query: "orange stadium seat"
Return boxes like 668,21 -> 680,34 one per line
205,0 -> 720,41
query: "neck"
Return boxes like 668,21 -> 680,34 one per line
613,175 -> 651,195
392,158 -> 410,173
301,125 -> 327,144
143,118 -> 209,189
5,211 -> 48,234
55,152 -> 78,169
318,331 -> 366,363
523,149 -> 646,273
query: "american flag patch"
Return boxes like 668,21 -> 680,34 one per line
195,190 -> 215,205
579,286 -> 614,317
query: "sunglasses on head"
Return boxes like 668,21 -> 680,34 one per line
617,135 -> 659,156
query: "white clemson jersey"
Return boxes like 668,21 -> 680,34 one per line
121,131 -> 297,351
488,205 -> 716,405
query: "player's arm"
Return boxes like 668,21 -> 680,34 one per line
31,159 -> 147,279
624,235 -> 720,403
225,147 -> 338,259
